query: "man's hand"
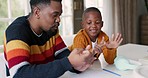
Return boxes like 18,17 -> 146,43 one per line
68,45 -> 96,71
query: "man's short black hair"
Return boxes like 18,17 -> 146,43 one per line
30,0 -> 62,12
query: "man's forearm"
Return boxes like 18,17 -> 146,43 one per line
14,57 -> 72,78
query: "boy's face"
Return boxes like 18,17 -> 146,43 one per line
82,11 -> 103,40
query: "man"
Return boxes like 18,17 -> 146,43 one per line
4,0 -> 96,78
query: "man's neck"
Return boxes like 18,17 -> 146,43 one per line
27,15 -> 43,35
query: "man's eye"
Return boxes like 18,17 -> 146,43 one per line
53,14 -> 58,17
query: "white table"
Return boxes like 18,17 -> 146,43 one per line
117,43 -> 148,60
60,43 -> 148,78
117,43 -> 148,65
0,43 -> 148,78
60,60 -> 134,78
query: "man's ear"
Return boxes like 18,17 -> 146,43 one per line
33,7 -> 40,19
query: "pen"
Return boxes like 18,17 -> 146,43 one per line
102,69 -> 121,77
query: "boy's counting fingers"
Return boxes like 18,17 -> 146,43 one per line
115,33 -> 123,45
114,33 -> 120,41
100,37 -> 105,45
111,34 -> 115,41
118,37 -> 123,45
94,45 -> 102,54
116,33 -> 122,43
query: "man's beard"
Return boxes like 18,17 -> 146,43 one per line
46,22 -> 59,36
46,29 -> 57,36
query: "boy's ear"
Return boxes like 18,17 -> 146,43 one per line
101,21 -> 104,27
81,21 -> 84,28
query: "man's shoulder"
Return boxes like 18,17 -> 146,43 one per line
5,16 -> 31,43
6,16 -> 28,31
11,16 -> 28,26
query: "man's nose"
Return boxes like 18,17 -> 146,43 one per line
56,16 -> 61,22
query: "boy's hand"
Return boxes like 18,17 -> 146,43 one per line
106,33 -> 123,49
93,37 -> 105,58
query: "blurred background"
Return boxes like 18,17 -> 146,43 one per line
0,0 -> 147,52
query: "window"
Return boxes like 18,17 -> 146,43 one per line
60,0 -> 73,36
84,0 -> 103,13
0,0 -> 29,46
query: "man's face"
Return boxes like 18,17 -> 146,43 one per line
82,11 -> 103,40
38,1 -> 62,33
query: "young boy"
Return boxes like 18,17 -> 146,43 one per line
69,7 -> 123,64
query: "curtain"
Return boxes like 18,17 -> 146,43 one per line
103,0 -> 139,44
113,0 -> 138,44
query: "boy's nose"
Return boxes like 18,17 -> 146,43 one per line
92,23 -> 97,27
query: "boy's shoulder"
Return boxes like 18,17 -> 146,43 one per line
100,31 -> 108,36
74,29 -> 88,40
100,31 -> 109,41
75,29 -> 88,37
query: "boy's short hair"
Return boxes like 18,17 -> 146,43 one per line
82,7 -> 102,19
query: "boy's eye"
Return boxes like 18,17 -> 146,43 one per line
87,21 -> 91,24
96,21 -> 102,24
